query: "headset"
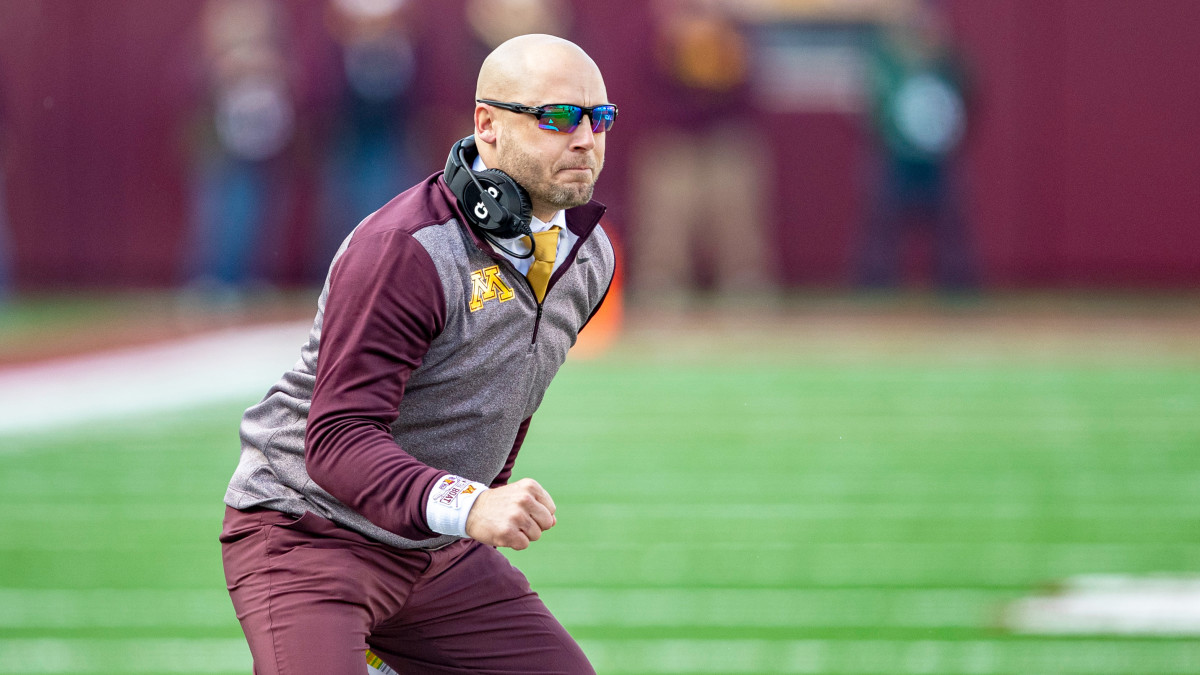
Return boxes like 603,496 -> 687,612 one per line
444,135 -> 535,259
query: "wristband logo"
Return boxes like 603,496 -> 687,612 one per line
435,476 -> 468,508
469,265 -> 515,312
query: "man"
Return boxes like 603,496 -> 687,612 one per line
220,34 -> 616,674
854,4 -> 977,291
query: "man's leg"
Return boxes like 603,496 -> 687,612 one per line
855,159 -> 907,289
930,169 -> 978,291
221,507 -> 423,675
628,130 -> 703,302
704,124 -> 775,296
368,540 -> 594,674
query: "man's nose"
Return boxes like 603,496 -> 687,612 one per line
568,119 -> 596,150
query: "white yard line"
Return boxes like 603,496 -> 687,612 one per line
0,322 -> 311,437
1004,575 -> 1200,636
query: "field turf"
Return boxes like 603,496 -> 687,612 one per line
1,299 -> 1198,674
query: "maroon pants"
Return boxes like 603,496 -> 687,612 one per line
220,507 -> 594,675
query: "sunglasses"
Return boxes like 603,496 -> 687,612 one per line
477,99 -> 618,134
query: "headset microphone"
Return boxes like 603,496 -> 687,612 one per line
444,136 -> 535,259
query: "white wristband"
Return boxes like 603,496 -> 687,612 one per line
426,475 -> 488,537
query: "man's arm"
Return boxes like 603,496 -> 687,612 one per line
304,228 -> 557,548
305,228 -> 448,541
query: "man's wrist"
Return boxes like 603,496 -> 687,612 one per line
425,475 -> 489,537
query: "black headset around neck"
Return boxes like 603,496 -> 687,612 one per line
444,135 -> 535,259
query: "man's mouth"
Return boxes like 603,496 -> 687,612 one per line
557,166 -> 593,176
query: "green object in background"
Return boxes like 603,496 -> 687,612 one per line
1,354 -> 1198,674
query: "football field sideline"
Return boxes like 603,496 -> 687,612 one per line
0,321 -> 311,437
2,303 -> 1199,674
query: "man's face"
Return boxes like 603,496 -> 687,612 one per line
490,67 -> 609,218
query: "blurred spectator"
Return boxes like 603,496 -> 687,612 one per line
182,0 -> 298,293
627,0 -> 775,306
0,74 -> 11,302
465,0 -> 571,50
854,1 -> 977,291
317,0 -> 418,272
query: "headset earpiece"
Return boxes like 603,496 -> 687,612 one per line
444,136 -> 533,240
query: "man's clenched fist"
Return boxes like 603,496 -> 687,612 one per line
465,478 -> 557,550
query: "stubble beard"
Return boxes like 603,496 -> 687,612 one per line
500,143 -> 600,212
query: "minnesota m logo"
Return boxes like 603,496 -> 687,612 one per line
469,265 -> 514,312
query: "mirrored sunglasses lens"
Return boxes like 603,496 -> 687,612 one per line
590,106 -> 617,133
538,106 -> 583,132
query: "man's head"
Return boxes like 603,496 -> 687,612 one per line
474,34 -> 611,221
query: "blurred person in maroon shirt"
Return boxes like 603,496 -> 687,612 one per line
627,0 -> 776,307
0,71 -> 11,302
465,0 -> 571,50
396,0 -> 572,181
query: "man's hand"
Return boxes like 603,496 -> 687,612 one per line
465,478 -> 556,550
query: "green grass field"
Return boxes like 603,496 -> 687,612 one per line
2,300 -> 1199,674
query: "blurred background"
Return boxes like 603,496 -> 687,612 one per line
1,1 -> 1198,674
0,0 -> 1197,296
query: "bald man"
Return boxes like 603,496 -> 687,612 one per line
220,34 -> 616,674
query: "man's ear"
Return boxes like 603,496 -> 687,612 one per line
475,104 -> 498,144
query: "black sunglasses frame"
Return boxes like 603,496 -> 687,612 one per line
476,99 -> 618,133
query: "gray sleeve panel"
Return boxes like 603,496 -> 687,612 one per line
223,232 -> 348,514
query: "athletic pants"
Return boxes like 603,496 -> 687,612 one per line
220,507 -> 594,674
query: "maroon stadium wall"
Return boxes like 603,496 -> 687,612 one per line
0,0 -> 1197,289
